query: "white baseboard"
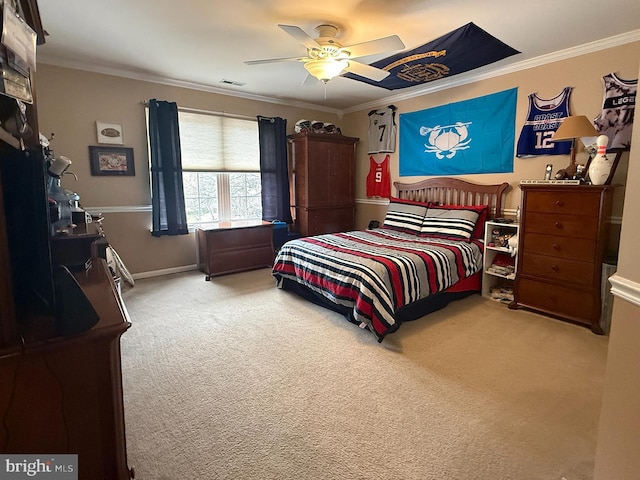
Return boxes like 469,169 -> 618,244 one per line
132,264 -> 198,280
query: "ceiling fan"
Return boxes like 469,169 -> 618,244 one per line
245,24 -> 405,84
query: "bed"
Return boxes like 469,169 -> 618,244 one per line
272,178 -> 510,342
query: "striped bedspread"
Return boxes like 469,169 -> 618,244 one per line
272,229 -> 483,341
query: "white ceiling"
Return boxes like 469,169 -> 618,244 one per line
36,0 -> 640,112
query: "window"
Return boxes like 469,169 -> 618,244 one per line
178,110 -> 262,224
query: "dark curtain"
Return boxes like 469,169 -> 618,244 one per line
148,99 -> 188,237
257,116 -> 293,224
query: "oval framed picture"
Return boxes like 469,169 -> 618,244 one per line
96,121 -> 124,145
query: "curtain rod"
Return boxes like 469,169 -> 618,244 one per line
141,101 -> 256,121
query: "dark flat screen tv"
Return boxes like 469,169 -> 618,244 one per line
0,143 -> 55,319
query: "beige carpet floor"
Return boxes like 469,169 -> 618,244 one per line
120,268 -> 608,480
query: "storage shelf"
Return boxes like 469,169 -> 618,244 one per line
486,270 -> 516,280
486,245 -> 510,253
482,220 -> 519,300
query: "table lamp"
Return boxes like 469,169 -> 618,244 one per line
551,115 -> 599,178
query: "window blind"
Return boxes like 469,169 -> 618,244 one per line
178,111 -> 260,172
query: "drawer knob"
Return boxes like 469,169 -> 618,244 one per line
554,221 -> 562,229
552,243 -> 560,250
555,200 -> 564,207
551,264 -> 559,272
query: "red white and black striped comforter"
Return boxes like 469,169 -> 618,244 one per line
272,229 -> 483,341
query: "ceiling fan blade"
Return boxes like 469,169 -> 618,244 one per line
278,24 -> 320,50
301,74 -> 318,86
343,35 -> 405,58
244,56 -> 307,65
343,60 -> 390,81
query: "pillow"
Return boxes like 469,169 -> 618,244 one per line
420,207 -> 481,241
428,204 -> 488,238
383,197 -> 428,235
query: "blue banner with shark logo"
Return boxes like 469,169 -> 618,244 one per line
399,88 -> 517,176
343,23 -> 519,90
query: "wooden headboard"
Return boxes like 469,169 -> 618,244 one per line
393,178 -> 511,218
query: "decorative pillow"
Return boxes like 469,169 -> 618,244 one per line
383,197 -> 428,235
428,204 -> 489,238
421,207 -> 481,241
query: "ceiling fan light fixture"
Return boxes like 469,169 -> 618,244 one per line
304,59 -> 348,83
247,23 -> 403,85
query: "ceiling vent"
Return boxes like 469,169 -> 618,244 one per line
219,79 -> 246,87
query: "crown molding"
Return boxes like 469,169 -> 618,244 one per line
343,29 -> 640,114
39,29 -> 639,116
37,56 -> 343,115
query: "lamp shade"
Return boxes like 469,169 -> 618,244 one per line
304,59 -> 348,82
552,115 -> 599,141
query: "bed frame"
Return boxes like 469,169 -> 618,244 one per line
394,177 -> 510,218
276,178 -> 513,341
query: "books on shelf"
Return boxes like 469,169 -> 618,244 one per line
519,179 -> 581,185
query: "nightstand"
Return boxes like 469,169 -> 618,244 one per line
482,220 -> 519,303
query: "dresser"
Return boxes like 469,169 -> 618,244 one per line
511,185 -> 614,333
0,259 -> 134,480
288,131 -> 359,237
196,221 -> 274,279
1,4 -> 134,476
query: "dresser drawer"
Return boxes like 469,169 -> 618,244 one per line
204,225 -> 272,249
525,190 -> 601,216
525,212 -> 598,240
515,278 -> 595,325
208,246 -> 274,274
521,252 -> 594,286
307,207 -> 354,236
523,233 -> 596,261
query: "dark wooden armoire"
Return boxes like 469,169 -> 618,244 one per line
288,131 -> 359,237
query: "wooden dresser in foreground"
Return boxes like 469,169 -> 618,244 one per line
196,221 -> 274,279
510,184 -> 614,333
0,1 -> 133,476
0,259 -> 134,479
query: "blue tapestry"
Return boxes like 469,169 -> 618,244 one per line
399,88 -> 517,176
343,23 -> 519,90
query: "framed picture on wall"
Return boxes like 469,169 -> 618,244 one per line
89,146 -> 135,176
584,148 -> 625,185
96,121 -> 124,144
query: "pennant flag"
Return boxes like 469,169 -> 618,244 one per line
344,23 -> 519,90
399,88 -> 517,176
